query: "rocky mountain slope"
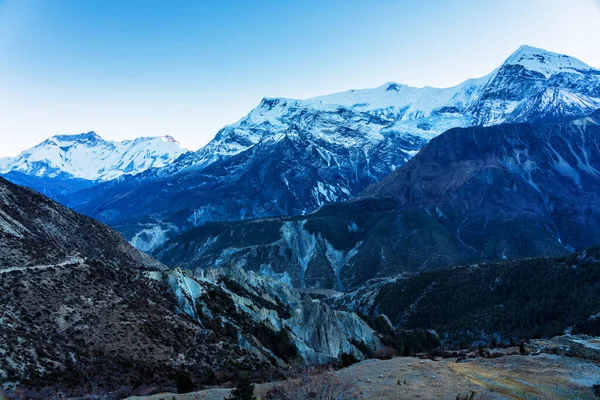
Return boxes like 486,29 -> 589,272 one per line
0,131 -> 187,196
64,46 -> 600,251
0,177 -> 163,270
153,111 -> 600,289
63,105 -> 424,252
360,109 -> 600,254
1,262 -> 389,396
0,177 -> 388,397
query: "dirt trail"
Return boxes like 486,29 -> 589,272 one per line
0,257 -> 84,274
128,352 -> 600,400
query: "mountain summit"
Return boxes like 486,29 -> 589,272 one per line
0,131 -> 187,182
503,45 -> 594,77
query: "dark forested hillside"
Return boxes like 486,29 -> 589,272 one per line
337,247 -> 600,347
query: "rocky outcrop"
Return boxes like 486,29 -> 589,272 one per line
160,266 -> 383,365
526,335 -> 600,362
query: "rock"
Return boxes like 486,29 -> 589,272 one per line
528,335 -> 600,362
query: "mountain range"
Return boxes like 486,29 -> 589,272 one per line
3,45 -> 600,264
37,45 -> 600,253
153,111 -> 600,289
0,132 -> 187,197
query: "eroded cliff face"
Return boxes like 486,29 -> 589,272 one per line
158,266 -> 383,365
153,217 -> 373,290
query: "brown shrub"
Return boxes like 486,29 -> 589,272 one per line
374,346 -> 396,360
264,365 -> 355,400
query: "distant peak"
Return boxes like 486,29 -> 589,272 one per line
385,82 -> 404,92
162,135 -> 179,144
512,44 -> 548,55
502,45 -> 593,77
505,45 -> 556,63
52,131 -> 103,143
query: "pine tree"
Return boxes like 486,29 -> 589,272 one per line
227,374 -> 255,400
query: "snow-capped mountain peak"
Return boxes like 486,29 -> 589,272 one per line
502,45 -> 594,78
176,46 -> 600,176
310,76 -> 490,120
162,135 -> 179,144
0,131 -> 188,181
52,130 -> 102,142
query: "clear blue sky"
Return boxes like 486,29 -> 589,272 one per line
1,0 -> 599,157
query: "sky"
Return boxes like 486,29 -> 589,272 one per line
0,0 -> 599,157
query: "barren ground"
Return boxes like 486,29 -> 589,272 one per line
129,349 -> 600,399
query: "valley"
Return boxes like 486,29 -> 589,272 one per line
2,43 -> 600,399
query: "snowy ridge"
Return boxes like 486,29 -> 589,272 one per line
0,131 -> 187,181
182,45 -> 599,172
192,83 -> 479,168
310,75 -> 491,139
191,97 -> 394,169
